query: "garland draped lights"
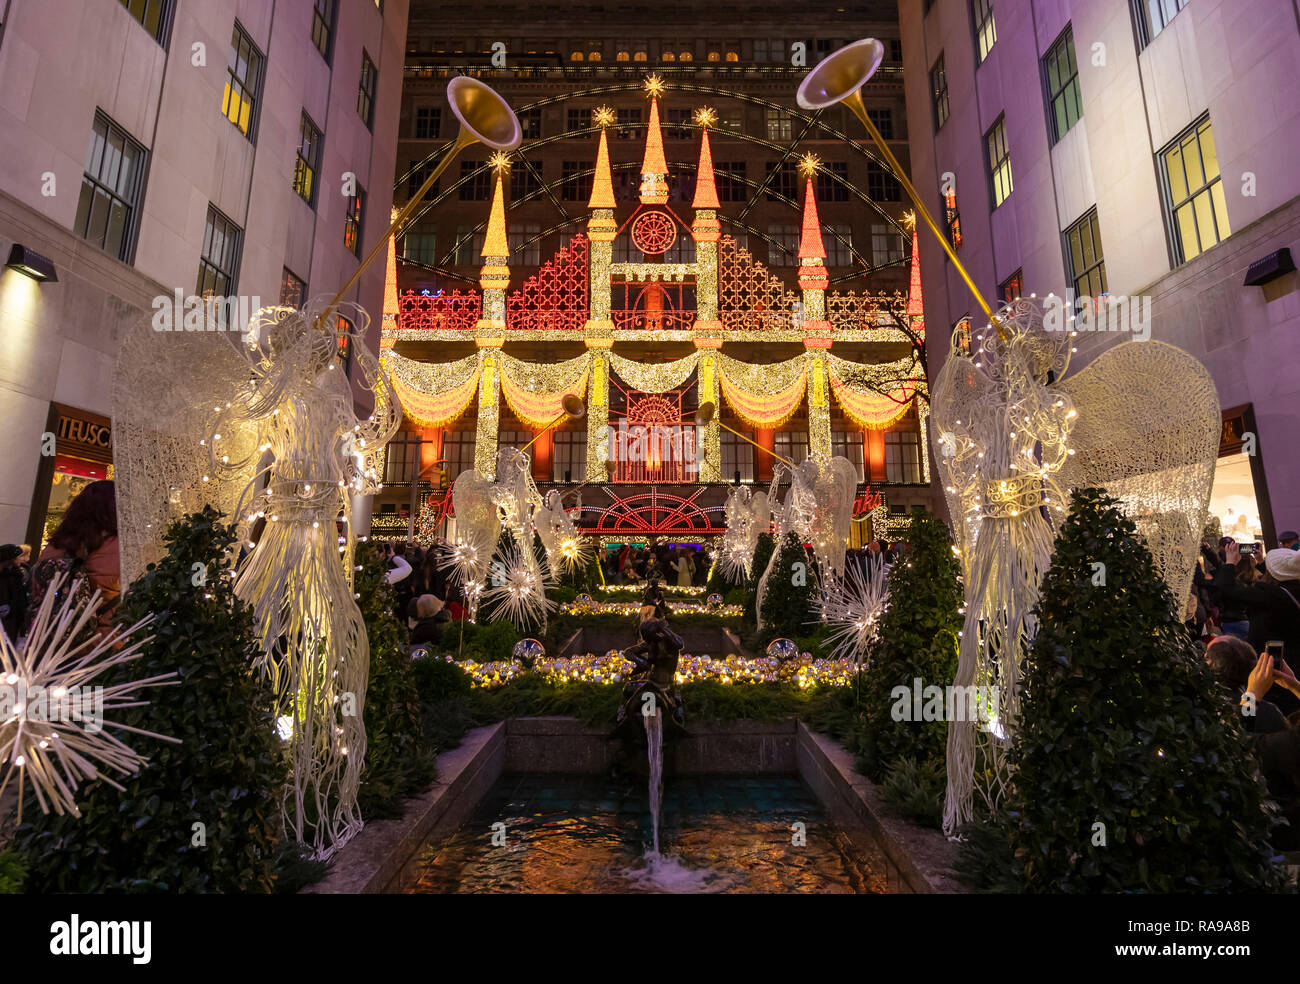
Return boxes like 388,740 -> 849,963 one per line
931,298 -> 1077,838
720,365 -> 807,429
0,575 -> 177,820
608,350 -> 700,393
498,351 -> 591,430
381,350 -> 480,427
827,353 -> 922,430
211,300 -> 400,860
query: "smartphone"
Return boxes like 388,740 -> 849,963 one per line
1265,640 -> 1285,670
1239,542 -> 1256,555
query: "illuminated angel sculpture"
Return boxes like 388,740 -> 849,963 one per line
207,301 -> 399,860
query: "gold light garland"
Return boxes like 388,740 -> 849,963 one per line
715,352 -> 809,429
608,350 -> 700,393
826,352 -> 922,431
381,350 -> 481,427
498,351 -> 591,429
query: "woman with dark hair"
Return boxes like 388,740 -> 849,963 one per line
27,479 -> 121,635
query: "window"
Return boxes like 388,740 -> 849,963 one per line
1133,0 -> 1190,47
986,115 -> 1013,207
999,269 -> 1023,304
1160,117 -> 1230,263
454,226 -> 484,265
508,223 -> 541,265
832,431 -> 865,481
561,161 -> 593,201
74,113 -> 147,262
459,161 -> 491,200
1065,208 -> 1107,300
754,39 -> 784,63
721,430 -> 754,483
336,314 -> 353,375
384,432 -> 421,484
499,429 -> 531,452
1043,26 -> 1081,143
293,112 -> 322,205
867,162 -> 900,202
311,0 -> 335,60
357,51 -> 377,128
764,161 -> 798,202
119,0 -> 169,43
765,107 -> 794,141
669,165 -> 697,204
775,431 -> 809,465
566,108 -> 589,136
519,107 -> 542,140
280,268 -> 306,308
553,431 -> 587,482
767,224 -> 800,266
617,107 -> 643,141
717,161 -> 746,202
344,184 -> 364,255
930,55 -> 949,129
415,106 -> 440,139
885,431 -> 921,484
866,108 -> 893,139
197,206 -> 242,326
403,230 -> 436,264
224,22 -> 263,138
944,187 -> 962,249
817,162 -> 850,202
510,163 -> 542,201
720,109 -> 744,134
973,0 -> 997,63
586,40 -> 603,61
871,225 -> 905,267
406,161 -> 437,200
441,432 -> 476,477
825,225 -> 853,266
613,236 -> 644,263
665,108 -> 693,140
953,316 -> 973,355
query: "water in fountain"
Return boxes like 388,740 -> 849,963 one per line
644,706 -> 664,855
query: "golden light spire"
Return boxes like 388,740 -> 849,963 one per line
693,106 -> 717,129
488,150 -> 512,174
797,152 -> 822,178
643,74 -> 666,98
592,105 -> 616,128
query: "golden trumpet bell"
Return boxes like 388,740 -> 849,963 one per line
447,76 -> 522,151
562,394 -> 587,419
795,38 -> 885,110
694,401 -> 716,427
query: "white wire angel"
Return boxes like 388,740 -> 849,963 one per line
206,300 -> 399,860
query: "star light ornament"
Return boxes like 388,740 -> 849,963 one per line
0,574 -> 178,821
810,560 -> 890,666
643,74 -> 666,98
693,107 -> 717,129
797,152 -> 822,177
592,105 -> 617,128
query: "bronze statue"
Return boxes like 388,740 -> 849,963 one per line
615,577 -> 686,741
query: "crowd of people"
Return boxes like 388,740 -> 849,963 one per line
601,543 -> 705,587
1197,531 -> 1300,850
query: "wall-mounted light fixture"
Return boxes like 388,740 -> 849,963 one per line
5,244 -> 58,282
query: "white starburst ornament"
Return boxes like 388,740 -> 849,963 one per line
810,561 -> 890,666
0,574 -> 178,822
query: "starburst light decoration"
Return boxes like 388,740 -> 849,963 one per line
0,574 -> 177,820
592,105 -> 617,128
798,152 -> 822,177
643,74 -> 665,98
693,106 -> 717,129
811,560 -> 890,666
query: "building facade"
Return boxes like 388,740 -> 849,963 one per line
377,78 -> 938,548
900,0 -> 1300,543
373,0 -> 941,543
0,0 -> 408,547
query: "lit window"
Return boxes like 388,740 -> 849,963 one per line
765,107 -> 794,141
118,0 -> 169,43
1043,26 -> 1081,143
454,226 -> 484,265
508,223 -> 542,265
944,187 -> 962,249
871,225 -> 905,267
766,224 -> 800,267
1160,117 -> 1230,263
832,432 -> 865,481
280,268 -> 306,308
293,112 -> 322,205
825,225 -> 853,266
336,315 -> 353,375
986,115 -> 1013,208
403,230 -> 436,265
344,184 -> 364,256
885,430 -> 921,484
1065,208 -> 1107,300
721,430 -> 754,483
999,269 -> 1023,305
973,0 -> 997,64
197,206 -> 242,326
223,22 -> 262,138
775,431 -> 809,465
553,431 -> 588,482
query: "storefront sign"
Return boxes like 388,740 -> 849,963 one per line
53,403 -> 112,463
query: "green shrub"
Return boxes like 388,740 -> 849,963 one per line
744,533 -> 777,625
354,546 -> 436,819
436,619 -> 521,664
958,488 -> 1290,893
758,531 -> 817,642
881,756 -> 946,828
0,852 -> 25,894
412,656 -> 474,703
857,512 -> 962,781
14,508 -> 285,893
